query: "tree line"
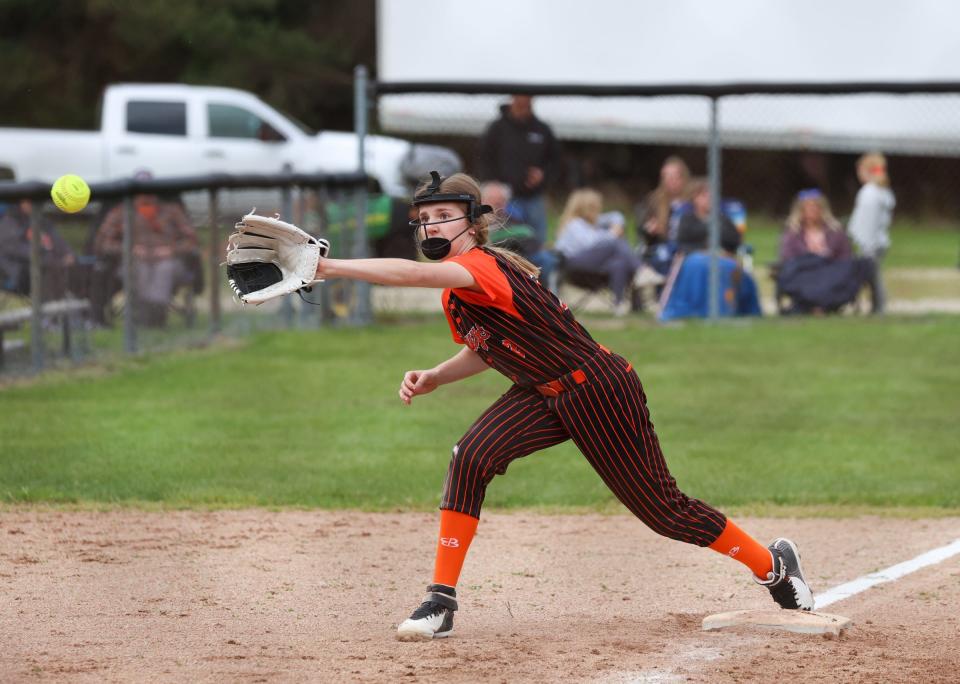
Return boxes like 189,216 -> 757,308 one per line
0,0 -> 374,132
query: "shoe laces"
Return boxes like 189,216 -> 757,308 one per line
754,553 -> 786,587
409,600 -> 447,621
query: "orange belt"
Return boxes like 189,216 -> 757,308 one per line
533,346 -> 628,398
534,369 -> 587,397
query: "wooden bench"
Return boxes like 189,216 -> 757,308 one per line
0,298 -> 90,369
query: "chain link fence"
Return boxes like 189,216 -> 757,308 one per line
376,88 -> 960,222
4,80 -> 960,375
375,84 -> 960,316
0,173 -> 377,376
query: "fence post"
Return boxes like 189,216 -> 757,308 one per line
296,186 -> 316,328
352,64 -> 372,325
122,195 -> 137,354
707,97 -> 722,322
28,200 -> 44,371
317,185 -> 332,325
304,186 -> 323,327
208,188 -> 222,334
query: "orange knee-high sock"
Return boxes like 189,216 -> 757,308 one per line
708,518 -> 773,579
432,509 -> 479,587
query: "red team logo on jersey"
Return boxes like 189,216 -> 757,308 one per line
464,325 -> 491,352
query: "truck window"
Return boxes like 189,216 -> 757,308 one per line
126,101 -> 187,136
208,104 -> 286,142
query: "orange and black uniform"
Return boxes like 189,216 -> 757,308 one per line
440,247 -> 726,546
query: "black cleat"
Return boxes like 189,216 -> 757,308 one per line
754,538 -> 815,611
396,584 -> 458,641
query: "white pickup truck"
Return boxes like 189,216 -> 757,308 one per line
0,83 -> 459,209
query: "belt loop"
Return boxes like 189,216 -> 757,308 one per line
535,368 -> 588,397
540,379 -> 564,397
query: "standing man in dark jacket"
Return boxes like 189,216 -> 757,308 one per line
476,95 -> 562,249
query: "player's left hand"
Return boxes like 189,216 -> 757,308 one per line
399,369 -> 439,405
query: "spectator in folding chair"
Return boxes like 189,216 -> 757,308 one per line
0,199 -> 76,301
675,178 -> 743,256
93,171 -> 201,328
555,189 -> 644,316
635,156 -> 691,278
774,189 -> 875,315
658,181 -> 760,322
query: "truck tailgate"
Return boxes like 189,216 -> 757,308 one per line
0,129 -> 104,182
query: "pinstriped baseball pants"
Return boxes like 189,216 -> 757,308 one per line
440,351 -> 727,547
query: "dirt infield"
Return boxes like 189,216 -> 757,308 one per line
2,510 -> 959,683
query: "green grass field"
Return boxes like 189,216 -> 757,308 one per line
2,315 -> 958,511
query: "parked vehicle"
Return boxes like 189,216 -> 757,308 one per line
0,83 -> 460,215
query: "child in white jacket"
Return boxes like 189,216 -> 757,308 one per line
848,152 -> 895,314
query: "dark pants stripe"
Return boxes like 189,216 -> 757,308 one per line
440,352 -> 726,547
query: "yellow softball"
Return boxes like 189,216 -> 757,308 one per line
51,174 -> 91,214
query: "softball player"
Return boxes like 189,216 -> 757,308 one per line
313,172 -> 814,641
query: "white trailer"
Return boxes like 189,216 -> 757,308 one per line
376,0 -> 960,155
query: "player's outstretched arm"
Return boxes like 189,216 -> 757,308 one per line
317,257 -> 475,290
399,348 -> 489,405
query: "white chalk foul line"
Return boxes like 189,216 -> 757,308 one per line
814,538 -> 960,610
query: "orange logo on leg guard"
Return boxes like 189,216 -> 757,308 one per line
728,545 -> 741,557
440,537 -> 460,548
